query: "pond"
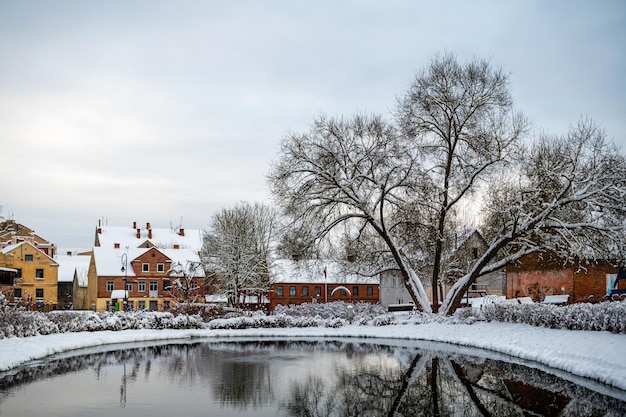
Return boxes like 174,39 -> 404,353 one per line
0,338 -> 624,416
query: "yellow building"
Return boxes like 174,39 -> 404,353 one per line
0,241 -> 59,308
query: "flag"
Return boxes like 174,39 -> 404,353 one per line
323,266 -> 327,278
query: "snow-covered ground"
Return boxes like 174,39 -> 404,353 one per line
0,319 -> 624,393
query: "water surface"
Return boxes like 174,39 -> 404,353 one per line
0,338 -> 624,416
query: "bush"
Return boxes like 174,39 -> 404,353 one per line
169,303 -> 224,322
480,300 -> 626,333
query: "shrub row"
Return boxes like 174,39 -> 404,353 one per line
479,300 -> 626,333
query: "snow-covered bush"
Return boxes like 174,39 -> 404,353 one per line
169,302 -> 224,322
480,301 -> 626,333
274,301 -> 387,320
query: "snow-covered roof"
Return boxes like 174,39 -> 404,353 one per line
110,290 -> 128,299
95,223 -> 204,252
272,259 -> 379,285
92,246 -> 204,277
0,267 -> 18,273
55,254 -> 91,285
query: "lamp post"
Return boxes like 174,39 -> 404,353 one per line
120,253 -> 128,311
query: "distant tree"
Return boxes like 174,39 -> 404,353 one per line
167,261 -> 204,304
203,202 -> 278,308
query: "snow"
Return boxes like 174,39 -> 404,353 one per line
0,321 -> 624,392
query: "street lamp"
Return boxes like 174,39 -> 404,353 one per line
120,253 -> 128,311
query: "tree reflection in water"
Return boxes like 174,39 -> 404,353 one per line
279,343 -> 626,417
0,340 -> 624,416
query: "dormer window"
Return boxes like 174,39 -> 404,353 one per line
142,263 -> 149,272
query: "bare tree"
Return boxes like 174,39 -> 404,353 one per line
167,261 -> 204,304
203,201 -> 278,308
269,53 -> 626,315
268,113 -> 432,310
441,118 -> 626,313
395,53 -> 529,311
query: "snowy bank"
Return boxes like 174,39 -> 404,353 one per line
0,321 -> 624,392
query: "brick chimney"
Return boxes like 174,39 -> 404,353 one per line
67,251 -> 72,256
179,228 -> 185,236
146,222 -> 151,229
136,228 -> 141,238
148,229 -> 152,239
173,244 -> 180,249
133,221 -> 137,229
114,243 -> 120,249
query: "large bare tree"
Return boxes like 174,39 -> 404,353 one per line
269,53 -> 626,315
268,113 -> 432,310
203,201 -> 278,308
395,53 -> 529,311
441,118 -> 626,312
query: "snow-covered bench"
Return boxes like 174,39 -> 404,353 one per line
542,294 -> 569,305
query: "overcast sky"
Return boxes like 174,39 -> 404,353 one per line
1,0 -> 624,249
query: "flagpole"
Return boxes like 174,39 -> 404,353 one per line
324,266 -> 327,303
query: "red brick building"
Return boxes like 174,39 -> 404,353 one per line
506,252 -> 623,303
269,260 -> 379,311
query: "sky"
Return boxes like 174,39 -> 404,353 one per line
1,0 -> 625,249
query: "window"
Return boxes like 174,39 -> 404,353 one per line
315,286 -> 322,296
138,280 -> 146,292
164,300 -> 170,310
302,286 -> 309,296
157,263 -> 165,273
125,282 -> 132,292
35,288 -> 44,298
149,280 -> 158,292
327,286 -> 334,296
106,281 -> 114,292
352,286 -> 359,296
142,263 -> 150,272
367,286 -> 373,296
138,300 -> 146,310
14,288 -> 22,298
35,269 -> 44,279
276,286 -> 284,296
25,254 -> 33,262
163,280 -> 171,291
341,288 -> 347,296
16,269 -> 22,278
289,286 -> 296,296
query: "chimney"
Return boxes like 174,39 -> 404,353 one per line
179,228 -> 185,236
67,251 -> 72,256
173,244 -> 180,249
97,227 -> 102,234
148,229 -> 152,239
114,243 -> 120,249
136,228 -> 141,238
133,221 -> 137,229
146,222 -> 151,229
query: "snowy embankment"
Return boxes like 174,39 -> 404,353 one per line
0,321 -> 625,392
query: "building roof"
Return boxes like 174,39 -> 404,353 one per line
272,259 -> 379,285
55,254 -> 91,286
94,221 -> 204,252
92,246 -> 204,277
